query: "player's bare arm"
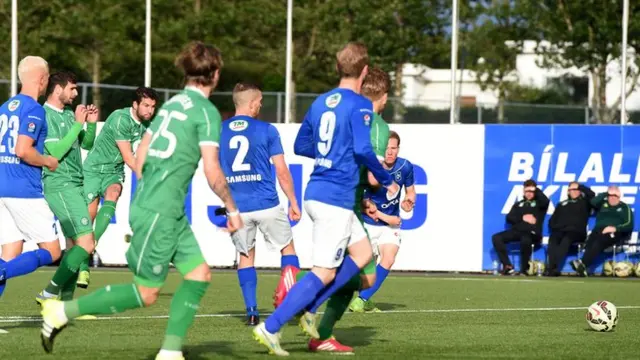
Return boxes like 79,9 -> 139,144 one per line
201,144 -> 243,232
16,135 -> 58,171
401,185 -> 416,212
116,140 -> 137,172
272,154 -> 301,221
134,132 -> 152,180
375,210 -> 401,227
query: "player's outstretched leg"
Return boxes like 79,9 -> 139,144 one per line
353,243 -> 397,312
40,283 -> 145,353
0,249 -> 54,297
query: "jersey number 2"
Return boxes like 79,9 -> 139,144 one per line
317,111 -> 336,156
148,109 -> 187,159
229,135 -> 250,171
0,114 -> 19,155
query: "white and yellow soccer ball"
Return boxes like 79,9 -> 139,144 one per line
614,261 -> 634,277
602,260 -> 614,276
635,262 -> 640,277
586,301 -> 618,332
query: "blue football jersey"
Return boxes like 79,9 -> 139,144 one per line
294,88 -> 393,210
220,115 -> 283,213
0,94 -> 48,198
363,157 -> 415,226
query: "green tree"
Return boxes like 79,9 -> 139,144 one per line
520,0 -> 640,123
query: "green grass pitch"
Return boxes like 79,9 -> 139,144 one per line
0,269 -> 638,359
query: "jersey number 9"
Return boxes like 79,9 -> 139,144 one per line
148,109 -> 187,159
317,111 -> 336,156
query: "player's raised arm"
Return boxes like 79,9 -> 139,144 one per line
293,112 -> 315,158
79,104 -> 98,150
116,141 -> 137,172
45,105 -> 86,160
15,106 -> 58,171
401,162 -> 416,212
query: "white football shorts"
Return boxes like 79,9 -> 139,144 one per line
0,198 -> 58,245
365,223 -> 401,257
231,205 -> 293,256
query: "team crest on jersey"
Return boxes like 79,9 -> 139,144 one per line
87,193 -> 94,200
27,122 -> 36,133
230,120 -> 248,131
326,93 -> 341,108
81,217 -> 89,226
395,172 -> 402,181
152,264 -> 163,275
8,100 -> 20,111
364,114 -> 371,126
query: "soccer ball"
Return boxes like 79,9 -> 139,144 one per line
614,261 -> 633,277
635,262 -> 640,277
586,301 -> 618,332
602,260 -> 614,276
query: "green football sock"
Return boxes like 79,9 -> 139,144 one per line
95,200 -> 117,242
296,270 -> 307,281
64,283 -> 144,319
79,258 -> 90,273
162,280 -> 210,351
317,275 -> 361,341
60,272 -> 80,301
44,246 -> 89,295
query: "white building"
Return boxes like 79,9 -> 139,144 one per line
402,40 -> 640,111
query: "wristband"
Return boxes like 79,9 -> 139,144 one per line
228,210 -> 240,217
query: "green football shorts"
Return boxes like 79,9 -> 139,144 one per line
126,205 -> 206,288
44,186 -> 93,240
83,171 -> 124,204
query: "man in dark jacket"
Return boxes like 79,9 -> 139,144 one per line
545,182 -> 595,276
492,179 -> 550,275
571,185 -> 634,277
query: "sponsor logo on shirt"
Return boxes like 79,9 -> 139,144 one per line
364,114 -> 371,126
230,120 -> 248,131
8,100 -> 20,111
27,122 -> 36,133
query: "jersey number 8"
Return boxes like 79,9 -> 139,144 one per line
317,111 -> 336,156
148,109 -> 187,159
0,114 -> 19,155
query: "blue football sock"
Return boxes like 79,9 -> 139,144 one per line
237,267 -> 258,315
265,272 -> 324,334
0,259 -> 6,297
281,254 -> 300,269
1,249 -> 53,280
359,264 -> 390,301
306,256 -> 361,313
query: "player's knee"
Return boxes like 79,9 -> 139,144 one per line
76,234 -> 96,254
360,273 -> 376,290
184,263 -> 211,282
311,267 -> 337,285
380,255 -> 395,269
46,247 -> 62,263
136,285 -> 160,306
347,240 -> 374,268
280,242 -> 296,256
104,184 -> 122,201
491,233 -> 502,245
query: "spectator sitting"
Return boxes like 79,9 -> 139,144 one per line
571,185 -> 634,277
545,182 -> 595,276
492,179 -> 550,275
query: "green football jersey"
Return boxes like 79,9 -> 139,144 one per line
132,87 -> 222,218
42,103 -> 84,190
83,107 -> 147,174
356,113 -> 390,208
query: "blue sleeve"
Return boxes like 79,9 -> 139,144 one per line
351,105 -> 393,187
267,124 -> 284,156
18,105 -> 46,140
293,111 -> 315,158
404,161 -> 415,187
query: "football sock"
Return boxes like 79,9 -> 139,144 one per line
79,258 -> 90,273
94,200 -> 117,242
308,271 -> 361,313
0,250 -> 53,297
45,246 -> 89,295
358,264 -> 390,301
65,283 -> 144,319
317,285 -> 356,341
303,256 -> 360,314
237,267 -> 258,315
265,272 -> 324,334
0,259 -> 6,296
60,272 -> 80,301
162,280 -> 209,351
281,254 -> 300,268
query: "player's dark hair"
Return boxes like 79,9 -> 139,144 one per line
134,87 -> 159,104
336,42 -> 369,79
175,41 -> 224,87
45,71 -> 77,98
389,131 -> 401,146
362,68 -> 391,101
523,179 -> 537,188
232,82 -> 261,106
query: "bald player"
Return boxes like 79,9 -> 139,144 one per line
218,83 -> 301,326
0,56 -> 60,302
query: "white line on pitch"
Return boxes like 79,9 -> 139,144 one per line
2,305 -> 639,323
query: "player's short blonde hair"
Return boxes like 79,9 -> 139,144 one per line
362,68 -> 390,101
232,82 -> 261,107
175,41 -> 224,86
336,42 -> 368,79
18,56 -> 48,83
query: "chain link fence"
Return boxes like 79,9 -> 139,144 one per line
2,79 -> 638,124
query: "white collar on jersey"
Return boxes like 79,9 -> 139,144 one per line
184,86 -> 206,98
129,107 -> 141,124
44,102 -> 64,113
